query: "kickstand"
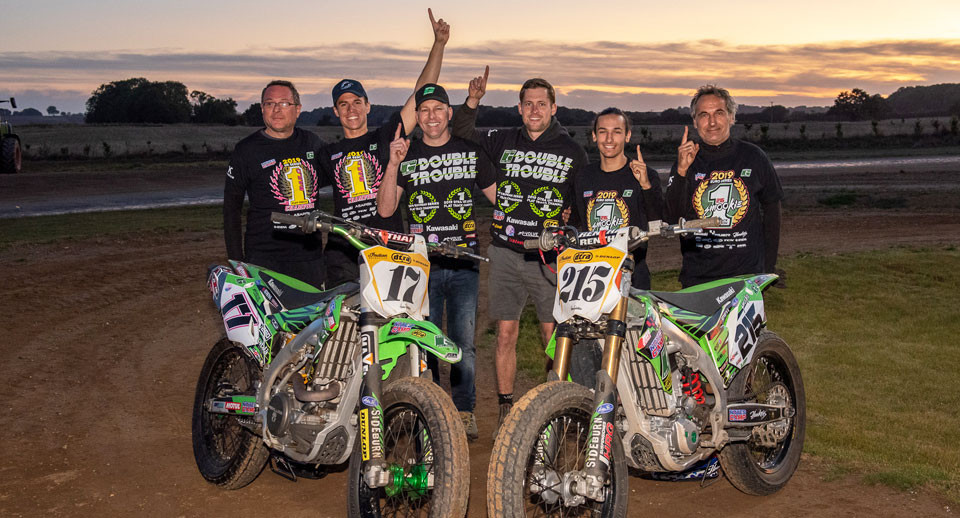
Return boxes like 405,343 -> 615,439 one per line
270,455 -> 297,482
699,463 -> 721,489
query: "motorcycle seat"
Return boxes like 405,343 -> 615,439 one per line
260,272 -> 359,309
649,279 -> 746,319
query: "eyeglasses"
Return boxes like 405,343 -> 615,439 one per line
263,101 -> 298,110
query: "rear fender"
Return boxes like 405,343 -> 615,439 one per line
377,318 -> 462,379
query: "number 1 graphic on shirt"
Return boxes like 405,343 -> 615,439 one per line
284,165 -> 311,205
344,156 -> 372,196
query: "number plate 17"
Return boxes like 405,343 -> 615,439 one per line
553,238 -> 627,323
360,244 -> 431,320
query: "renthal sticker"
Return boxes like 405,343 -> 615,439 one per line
445,187 -> 473,220
528,186 -> 563,218
360,409 -> 371,461
411,329 -> 427,338
692,175 -> 749,228
662,372 -> 673,393
544,219 -> 559,228
409,190 -> 439,223
497,181 -> 522,213
463,220 -> 476,232
362,395 -> 379,407
729,408 -> 747,422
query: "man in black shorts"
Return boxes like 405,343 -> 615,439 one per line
665,85 -> 783,288
319,9 -> 450,287
451,67 -> 588,432
223,80 -> 325,288
377,83 -> 496,441
569,107 -> 663,289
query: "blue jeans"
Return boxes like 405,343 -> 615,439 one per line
426,266 -> 478,412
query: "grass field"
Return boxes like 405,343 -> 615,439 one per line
494,246 -> 960,501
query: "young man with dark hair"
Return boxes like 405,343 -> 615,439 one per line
319,9 -> 450,287
451,67 -> 588,433
570,107 -> 663,289
223,80 -> 326,287
377,83 -> 496,441
665,84 -> 783,288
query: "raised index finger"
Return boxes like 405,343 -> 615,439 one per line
636,145 -> 644,162
395,122 -> 403,140
682,126 -> 688,144
428,7 -> 436,26
482,65 -> 490,85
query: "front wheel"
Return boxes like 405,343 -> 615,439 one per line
348,376 -> 469,517
487,381 -> 628,518
191,338 -> 269,489
720,330 -> 806,495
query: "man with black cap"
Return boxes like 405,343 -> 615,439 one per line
318,9 -> 449,287
450,67 -> 588,434
377,83 -> 496,441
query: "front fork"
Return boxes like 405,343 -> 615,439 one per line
535,296 -> 628,506
358,311 -> 390,488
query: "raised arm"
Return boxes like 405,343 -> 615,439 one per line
451,66 -> 489,142
400,8 -> 450,133
377,123 -> 410,218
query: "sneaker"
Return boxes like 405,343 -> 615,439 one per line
493,402 -> 512,440
459,411 -> 479,442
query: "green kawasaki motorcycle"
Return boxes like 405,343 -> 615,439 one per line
487,219 -> 805,517
193,210 -> 479,517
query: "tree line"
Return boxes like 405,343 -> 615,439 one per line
82,78 -> 960,126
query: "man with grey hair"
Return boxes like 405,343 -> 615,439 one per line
664,84 -> 783,288
223,79 -> 326,288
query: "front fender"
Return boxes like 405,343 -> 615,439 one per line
378,318 -> 461,379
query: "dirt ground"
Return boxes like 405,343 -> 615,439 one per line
1,163 -> 958,517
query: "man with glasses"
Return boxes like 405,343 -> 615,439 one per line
223,80 -> 326,288
319,9 -> 450,286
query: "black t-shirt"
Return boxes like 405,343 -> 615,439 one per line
223,128 -> 325,262
664,138 -> 783,286
396,136 -> 495,251
451,104 -> 587,253
570,160 -> 664,289
319,112 -> 406,258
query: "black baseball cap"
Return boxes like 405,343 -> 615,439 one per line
415,83 -> 449,108
332,79 -> 367,104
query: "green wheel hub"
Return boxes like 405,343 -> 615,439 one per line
384,463 -> 430,498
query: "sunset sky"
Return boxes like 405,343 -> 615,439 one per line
3,0 -> 959,114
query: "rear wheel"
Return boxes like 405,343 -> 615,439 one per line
191,338 -> 269,489
0,137 -> 21,174
348,376 -> 469,517
487,381 -> 628,518
720,330 -> 806,495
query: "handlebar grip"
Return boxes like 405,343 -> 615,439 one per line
682,217 -> 719,229
523,238 -> 541,250
272,212 -> 305,226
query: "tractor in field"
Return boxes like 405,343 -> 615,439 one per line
1,97 -> 23,174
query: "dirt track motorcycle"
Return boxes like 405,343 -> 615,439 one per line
487,219 -> 806,517
192,210 -> 482,517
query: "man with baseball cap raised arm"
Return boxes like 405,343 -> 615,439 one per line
377,83 -> 496,441
318,9 -> 450,287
